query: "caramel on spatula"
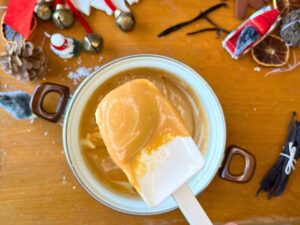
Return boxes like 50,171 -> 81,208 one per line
96,79 -> 211,225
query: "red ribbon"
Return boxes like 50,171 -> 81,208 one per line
104,0 -> 117,12
65,0 -> 93,34
4,0 -> 37,39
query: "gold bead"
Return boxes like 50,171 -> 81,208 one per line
34,1 -> 52,21
83,33 -> 103,52
52,4 -> 74,29
114,10 -> 135,32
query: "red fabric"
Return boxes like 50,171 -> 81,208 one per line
65,0 -> 93,33
4,0 -> 37,40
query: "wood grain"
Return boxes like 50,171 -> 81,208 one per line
0,1 -> 299,225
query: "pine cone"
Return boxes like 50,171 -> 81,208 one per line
280,10 -> 300,47
0,41 -> 47,81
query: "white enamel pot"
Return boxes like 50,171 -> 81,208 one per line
30,55 -> 227,215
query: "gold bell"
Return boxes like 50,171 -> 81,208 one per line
34,0 -> 53,21
114,9 -> 135,32
52,4 -> 74,29
83,33 -> 103,52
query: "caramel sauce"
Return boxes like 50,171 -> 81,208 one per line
79,68 -> 208,197
95,79 -> 190,190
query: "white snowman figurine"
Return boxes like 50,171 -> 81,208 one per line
50,33 -> 81,59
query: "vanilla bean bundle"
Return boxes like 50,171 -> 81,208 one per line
257,112 -> 300,198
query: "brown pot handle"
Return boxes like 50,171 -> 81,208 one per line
219,145 -> 256,183
30,82 -> 70,123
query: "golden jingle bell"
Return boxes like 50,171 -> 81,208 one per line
52,4 -> 74,29
83,33 -> 103,52
34,0 -> 53,21
114,9 -> 135,32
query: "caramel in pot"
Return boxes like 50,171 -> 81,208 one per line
95,79 -> 190,189
79,68 -> 208,196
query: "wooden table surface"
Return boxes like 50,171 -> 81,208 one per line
0,1 -> 299,225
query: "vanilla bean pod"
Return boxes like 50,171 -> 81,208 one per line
186,15 -> 230,37
257,112 -> 300,199
186,28 -> 225,37
158,3 -> 227,37
202,15 -> 230,33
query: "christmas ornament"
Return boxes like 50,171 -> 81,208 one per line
71,0 -> 139,16
50,33 -> 81,58
273,0 -> 300,16
71,0 -> 91,15
158,3 -> 227,37
0,91 -> 34,120
52,0 -> 74,29
280,10 -> 300,47
65,0 -> 103,52
3,0 -> 37,39
251,35 -> 289,67
235,0 -> 265,19
114,8 -> 135,32
34,0 -> 53,21
82,33 -> 103,52
0,41 -> 47,81
222,6 -> 280,59
104,0 -> 135,32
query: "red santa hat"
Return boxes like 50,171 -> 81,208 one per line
50,33 -> 69,51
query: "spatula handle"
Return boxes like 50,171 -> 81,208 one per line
173,184 -> 213,225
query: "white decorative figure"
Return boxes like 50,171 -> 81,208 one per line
50,33 -> 81,59
71,0 -> 92,16
70,0 -> 139,16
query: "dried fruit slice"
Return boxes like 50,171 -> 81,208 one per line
251,35 -> 290,67
273,0 -> 300,16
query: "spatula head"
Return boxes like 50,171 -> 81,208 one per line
135,137 -> 204,207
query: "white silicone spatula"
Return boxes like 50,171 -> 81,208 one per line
136,136 -> 212,225
96,79 -> 212,225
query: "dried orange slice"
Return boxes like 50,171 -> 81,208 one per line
251,35 -> 289,67
273,0 -> 300,16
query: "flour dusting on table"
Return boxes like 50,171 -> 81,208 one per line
67,66 -> 101,85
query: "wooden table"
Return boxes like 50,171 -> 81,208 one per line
0,1 -> 299,224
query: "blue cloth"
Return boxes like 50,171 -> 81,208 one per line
0,91 -> 33,119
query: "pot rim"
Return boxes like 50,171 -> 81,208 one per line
62,54 -> 226,215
